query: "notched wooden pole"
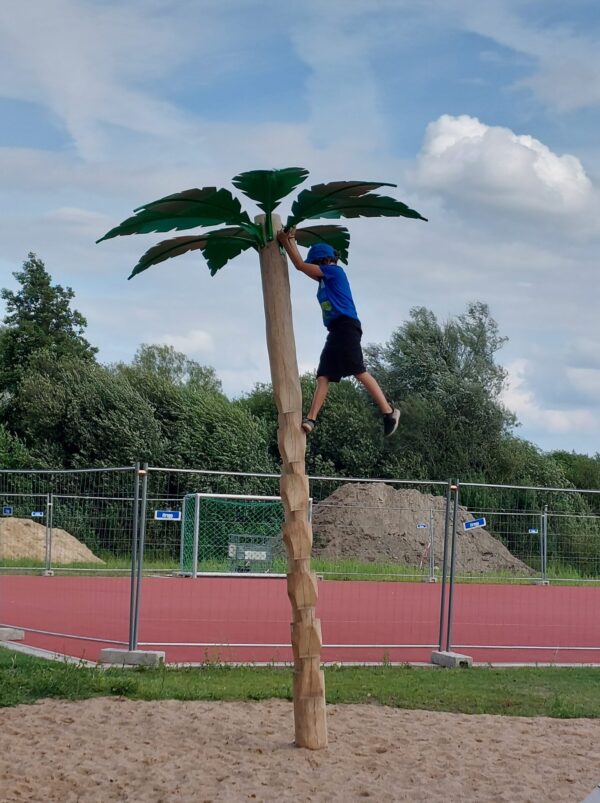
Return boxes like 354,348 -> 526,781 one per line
256,213 -> 327,750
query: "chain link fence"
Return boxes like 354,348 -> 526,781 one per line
0,467 -> 138,574
1,465 -> 599,663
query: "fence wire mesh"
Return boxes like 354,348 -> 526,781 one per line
0,467 -> 137,657
0,467 -> 137,574
179,494 -> 285,575
1,465 -> 599,664
459,482 -> 600,584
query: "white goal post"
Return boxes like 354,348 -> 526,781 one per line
179,492 -> 312,578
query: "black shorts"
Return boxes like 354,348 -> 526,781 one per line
317,316 -> 366,382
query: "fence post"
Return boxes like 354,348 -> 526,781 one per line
192,493 -> 200,578
128,463 -> 141,652
132,463 -> 149,650
445,480 -> 460,652
542,504 -> 548,582
43,493 -> 53,575
428,507 -> 435,581
437,479 -> 454,651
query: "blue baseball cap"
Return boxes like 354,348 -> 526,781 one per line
306,243 -> 336,263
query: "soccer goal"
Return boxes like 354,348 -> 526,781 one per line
179,493 -> 290,577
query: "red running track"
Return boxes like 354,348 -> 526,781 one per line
2,575 -> 600,664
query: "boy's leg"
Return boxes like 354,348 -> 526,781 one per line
355,372 -> 392,414
355,371 -> 400,437
306,375 -> 330,422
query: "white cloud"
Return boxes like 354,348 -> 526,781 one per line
0,1 -> 237,161
566,338 -> 600,370
414,114 -> 594,219
566,368 -> 600,401
503,358 -> 598,435
154,329 -> 214,355
289,3 -> 390,156
428,0 -> 600,113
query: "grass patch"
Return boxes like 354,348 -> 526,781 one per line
2,647 -> 600,717
2,555 -> 600,585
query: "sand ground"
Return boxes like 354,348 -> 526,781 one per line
1,698 -> 599,802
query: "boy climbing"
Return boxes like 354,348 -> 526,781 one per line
277,228 -> 400,437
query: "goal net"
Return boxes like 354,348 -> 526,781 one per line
179,493 -> 286,576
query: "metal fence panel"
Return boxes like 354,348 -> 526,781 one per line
0,467 -> 138,660
446,481 -> 600,663
1,465 -> 599,665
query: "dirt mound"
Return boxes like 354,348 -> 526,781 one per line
312,483 -> 533,575
0,518 -> 104,564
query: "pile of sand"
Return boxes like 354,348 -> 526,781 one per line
0,517 -> 104,564
312,483 -> 532,575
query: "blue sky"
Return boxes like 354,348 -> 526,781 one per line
1,0 -> 599,456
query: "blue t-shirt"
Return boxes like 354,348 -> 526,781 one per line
316,264 -> 359,328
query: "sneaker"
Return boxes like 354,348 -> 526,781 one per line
383,403 -> 400,437
302,417 -> 316,434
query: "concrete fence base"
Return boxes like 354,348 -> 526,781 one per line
99,648 -> 165,668
431,650 -> 473,668
0,627 -> 25,642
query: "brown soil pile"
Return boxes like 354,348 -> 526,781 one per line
312,483 -> 533,575
0,518 -> 104,564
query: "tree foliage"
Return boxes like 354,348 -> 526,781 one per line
364,302 -> 515,480
0,253 -> 97,394
0,424 -> 38,469
551,451 -> 600,513
8,352 -> 165,467
116,344 -> 222,393
5,347 -> 275,474
121,369 -> 274,474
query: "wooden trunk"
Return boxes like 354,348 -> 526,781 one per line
256,213 -> 327,750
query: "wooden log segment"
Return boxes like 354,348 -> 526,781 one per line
257,213 -> 328,750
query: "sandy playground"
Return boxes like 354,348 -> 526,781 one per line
1,698 -> 599,802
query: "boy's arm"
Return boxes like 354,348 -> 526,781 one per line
277,229 -> 324,281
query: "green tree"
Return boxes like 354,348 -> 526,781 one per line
9,352 -> 164,467
551,451 -> 600,491
0,423 -> 39,469
365,303 -> 515,480
0,253 -> 97,393
366,302 -> 508,399
491,437 -> 570,488
119,343 -> 222,393
121,368 -> 274,475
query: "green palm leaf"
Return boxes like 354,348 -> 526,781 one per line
128,235 -> 210,279
97,188 -> 251,243
232,167 -> 309,242
232,167 -> 309,214
286,181 -> 394,227
128,227 -> 259,279
201,228 -> 257,275
132,187 -> 220,212
295,225 -> 350,264
289,192 -> 427,226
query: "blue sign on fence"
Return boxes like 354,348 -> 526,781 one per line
416,523 -> 428,529
2,506 -> 13,516
154,510 -> 182,521
464,517 -> 486,531
528,528 -> 539,534
31,511 -> 44,518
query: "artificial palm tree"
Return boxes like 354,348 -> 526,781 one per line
98,168 -> 426,749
